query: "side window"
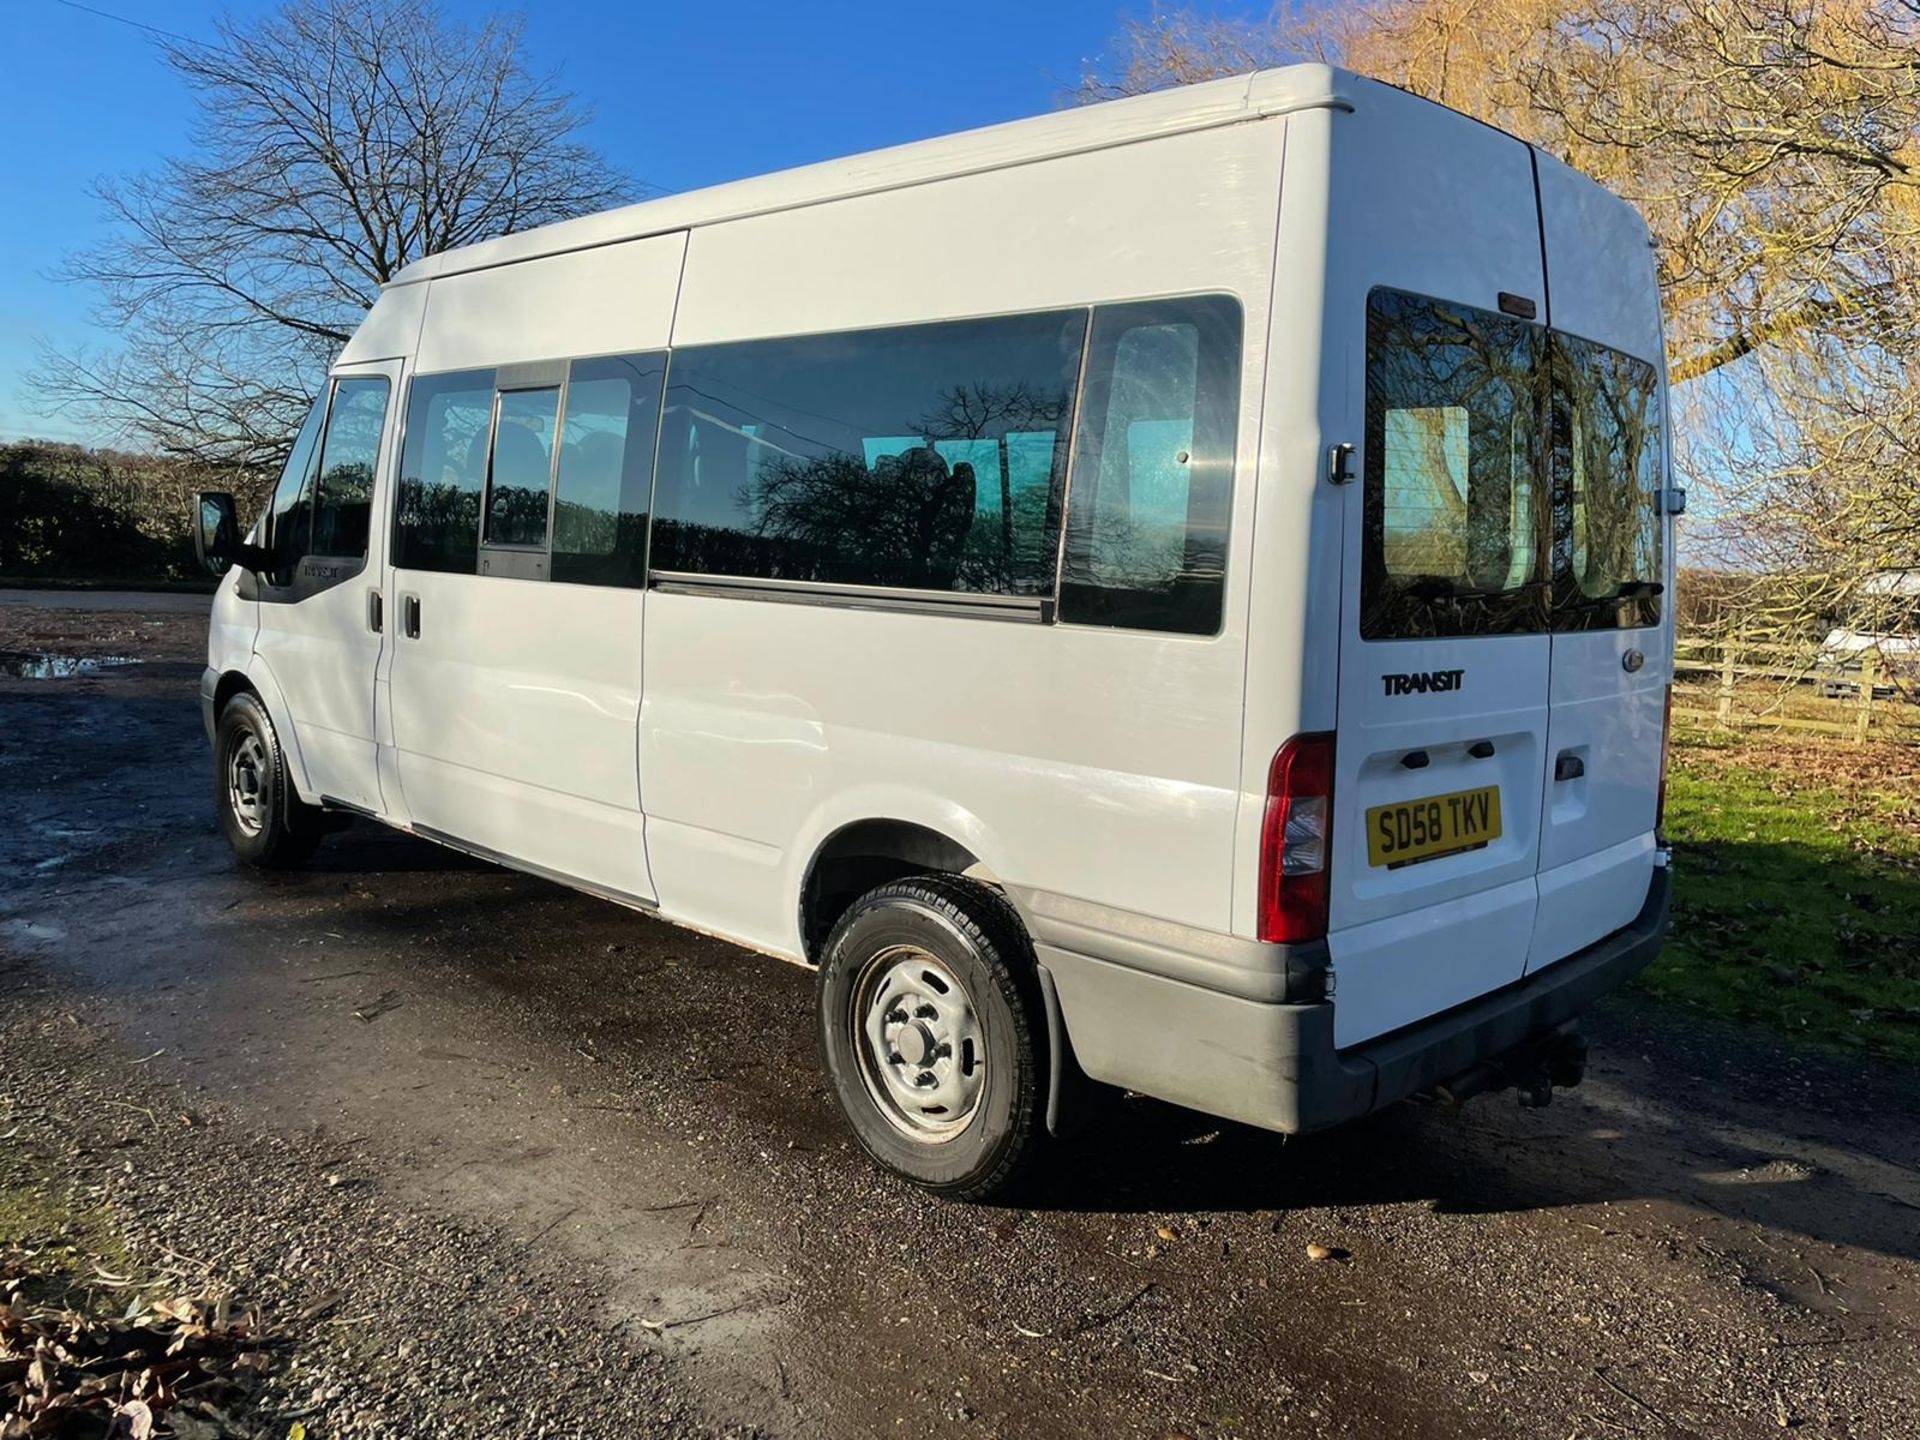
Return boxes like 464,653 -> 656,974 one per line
1362,288 -> 1546,640
266,395 -> 328,581
1552,332 -> 1663,630
395,369 -> 496,573
651,310 -> 1088,594
552,352 -> 665,587
311,376 -> 389,560
1059,295 -> 1242,635
484,388 -> 560,549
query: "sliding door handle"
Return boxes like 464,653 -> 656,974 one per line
402,594 -> 421,639
367,588 -> 383,634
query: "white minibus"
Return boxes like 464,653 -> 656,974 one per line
193,65 -> 1676,1198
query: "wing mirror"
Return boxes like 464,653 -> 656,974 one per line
193,492 -> 271,575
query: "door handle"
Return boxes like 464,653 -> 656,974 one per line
367,588 -> 383,634
402,594 -> 421,639
1554,753 -> 1585,782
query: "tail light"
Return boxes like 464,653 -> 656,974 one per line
1655,685 -> 1673,835
1258,733 -> 1335,944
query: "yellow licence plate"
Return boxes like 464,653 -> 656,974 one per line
1367,786 -> 1503,868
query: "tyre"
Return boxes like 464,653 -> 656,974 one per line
214,691 -> 321,869
817,874 -> 1046,1200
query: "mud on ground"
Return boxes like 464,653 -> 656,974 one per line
2,594 -> 1918,1439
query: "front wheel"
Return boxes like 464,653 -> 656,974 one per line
816,875 -> 1046,1200
214,691 -> 320,869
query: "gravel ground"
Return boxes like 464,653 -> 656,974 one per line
3,594 -> 1919,1439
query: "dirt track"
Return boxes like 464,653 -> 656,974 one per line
3,593 -> 1918,1439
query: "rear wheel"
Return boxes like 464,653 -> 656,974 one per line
214,692 -> 320,868
817,875 -> 1045,1200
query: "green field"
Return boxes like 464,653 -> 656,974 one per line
1648,735 -> 1920,1062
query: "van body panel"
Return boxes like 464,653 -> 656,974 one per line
413,234 -> 686,372
643,122 -> 1285,955
389,68 -> 1349,287
337,283 -> 426,367
386,574 -> 657,903
670,122 -> 1283,346
641,592 -> 1249,959
253,356 -> 404,814
1528,156 -> 1671,968
1232,107 -> 1339,940
1315,80 -> 1552,1046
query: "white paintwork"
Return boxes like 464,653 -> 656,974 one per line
213,65 -> 1670,1099
251,359 -> 404,815
388,68 -> 1349,288
413,234 -> 686,372
1312,80 -> 1554,1046
1528,155 -> 1672,971
646,119 -> 1284,956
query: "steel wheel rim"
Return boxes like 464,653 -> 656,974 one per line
850,944 -> 987,1143
226,731 -> 268,836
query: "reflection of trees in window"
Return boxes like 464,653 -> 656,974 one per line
652,313 -> 1085,595
728,376 -> 1071,592
1363,289 -> 1545,639
1554,334 -> 1662,629
915,381 -> 1068,591
395,372 -> 492,573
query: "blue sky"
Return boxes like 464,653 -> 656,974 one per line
0,0 -> 1184,443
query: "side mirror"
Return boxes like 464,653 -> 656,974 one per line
193,492 -> 242,574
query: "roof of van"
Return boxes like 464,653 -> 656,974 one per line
389,65 -> 1355,286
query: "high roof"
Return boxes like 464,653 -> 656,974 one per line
389,65 -> 1353,287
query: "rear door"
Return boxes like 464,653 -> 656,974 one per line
1318,84 -> 1552,1048
1529,158 -> 1671,967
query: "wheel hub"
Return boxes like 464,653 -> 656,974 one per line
852,946 -> 986,1142
226,732 -> 268,836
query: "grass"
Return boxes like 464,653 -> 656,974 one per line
0,1136 -> 138,1309
1646,733 -> 1920,1062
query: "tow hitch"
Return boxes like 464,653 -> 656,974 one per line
1431,1024 -> 1588,1111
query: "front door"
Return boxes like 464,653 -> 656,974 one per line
251,361 -> 401,814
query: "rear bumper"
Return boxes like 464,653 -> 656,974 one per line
1037,864 -> 1670,1135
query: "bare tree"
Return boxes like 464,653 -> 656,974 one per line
33,0 -> 633,471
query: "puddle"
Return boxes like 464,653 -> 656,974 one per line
0,651 -> 144,679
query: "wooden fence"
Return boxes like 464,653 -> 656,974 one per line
1672,637 -> 1919,743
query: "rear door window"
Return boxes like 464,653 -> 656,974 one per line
1552,332 -> 1663,630
1363,288 -> 1546,639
